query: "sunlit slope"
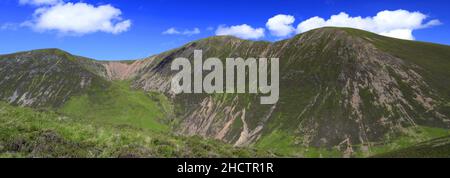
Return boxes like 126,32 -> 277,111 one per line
1,27 -> 450,157
128,27 -> 450,157
0,102 -> 270,158
59,81 -> 173,132
0,49 -> 109,108
0,49 -> 172,133
375,135 -> 450,158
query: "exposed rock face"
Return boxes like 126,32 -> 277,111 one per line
101,60 -> 147,81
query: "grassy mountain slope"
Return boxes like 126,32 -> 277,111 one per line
59,80 -> 173,132
346,28 -> 450,100
0,48 -> 271,157
1,27 -> 450,157
0,49 -> 109,108
255,28 -> 450,156
127,27 -> 450,157
0,102 -> 270,158
374,135 -> 450,158
0,49 -> 173,133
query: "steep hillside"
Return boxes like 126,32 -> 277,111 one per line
126,27 -> 450,157
0,49 -> 109,108
1,27 -> 449,157
0,49 -> 173,134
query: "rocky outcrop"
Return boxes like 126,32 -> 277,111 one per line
101,60 -> 147,81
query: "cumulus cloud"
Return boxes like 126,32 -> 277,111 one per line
296,10 -> 441,40
19,0 -> 62,6
163,27 -> 200,36
22,1 -> 131,35
215,24 -> 265,39
162,27 -> 180,35
266,14 -> 296,37
379,29 -> 414,41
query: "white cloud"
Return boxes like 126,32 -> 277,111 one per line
22,2 -> 131,35
296,10 -> 441,40
162,27 -> 200,36
266,14 -> 296,37
162,27 -> 180,35
215,24 -> 265,39
182,28 -> 200,35
19,0 -> 62,6
421,19 -> 442,28
379,29 -> 414,41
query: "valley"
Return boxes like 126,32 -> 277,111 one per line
1,27 -> 449,158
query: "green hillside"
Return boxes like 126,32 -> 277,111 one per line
1,27 -> 450,158
0,102 -> 271,158
374,135 -> 450,158
127,27 -> 450,157
60,81 -> 172,132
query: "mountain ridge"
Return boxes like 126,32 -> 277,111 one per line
1,27 -> 449,157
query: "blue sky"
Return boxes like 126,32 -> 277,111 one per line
0,0 -> 449,60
